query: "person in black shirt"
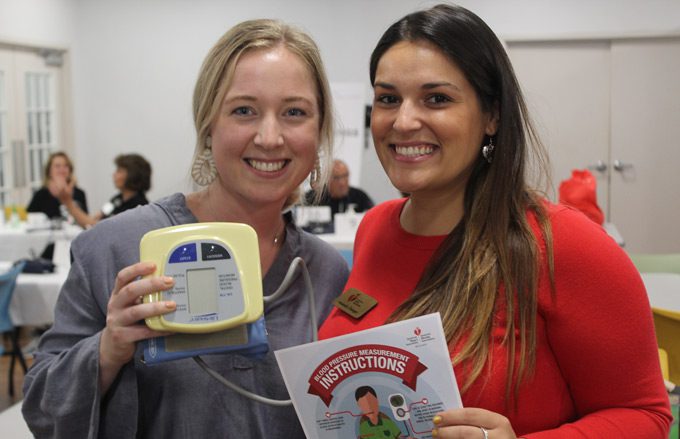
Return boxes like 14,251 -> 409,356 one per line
305,159 -> 374,216
56,153 -> 151,228
27,151 -> 88,220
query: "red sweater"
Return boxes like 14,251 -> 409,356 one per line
319,199 -> 671,438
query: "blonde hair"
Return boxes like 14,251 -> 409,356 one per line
43,151 -> 73,186
192,19 -> 334,208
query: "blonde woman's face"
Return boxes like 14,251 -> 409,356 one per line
49,156 -> 71,181
210,46 -> 320,208
371,40 -> 497,199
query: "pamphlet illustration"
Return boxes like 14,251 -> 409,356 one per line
275,313 -> 462,438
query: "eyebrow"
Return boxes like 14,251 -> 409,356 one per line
224,95 -> 315,105
224,95 -> 257,103
374,81 -> 462,92
283,96 -> 315,105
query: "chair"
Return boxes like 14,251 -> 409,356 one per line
339,249 -> 353,268
0,261 -> 28,396
628,252 -> 680,274
653,308 -> 680,385
659,348 -> 669,381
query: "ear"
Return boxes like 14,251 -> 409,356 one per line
485,101 -> 500,136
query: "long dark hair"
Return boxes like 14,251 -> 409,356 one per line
372,4 -> 553,403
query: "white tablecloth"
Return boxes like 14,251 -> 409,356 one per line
642,272 -> 680,312
0,222 -> 81,261
317,233 -> 355,251
0,261 -> 68,326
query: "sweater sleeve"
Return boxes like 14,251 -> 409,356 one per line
21,250 -> 108,438
21,224 -> 141,438
525,206 -> 671,438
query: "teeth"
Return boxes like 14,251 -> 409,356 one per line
248,159 -> 285,172
394,145 -> 434,157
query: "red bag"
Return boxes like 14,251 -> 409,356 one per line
558,169 -> 605,225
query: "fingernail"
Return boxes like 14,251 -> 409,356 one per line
163,276 -> 174,284
431,428 -> 438,437
165,301 -> 176,309
432,415 -> 442,425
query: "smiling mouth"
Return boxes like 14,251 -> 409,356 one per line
246,159 -> 288,172
392,144 -> 435,157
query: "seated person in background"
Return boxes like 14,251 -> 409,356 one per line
57,153 -> 151,228
305,159 -> 374,216
27,151 -> 88,220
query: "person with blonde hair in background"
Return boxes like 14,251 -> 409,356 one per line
319,4 -> 671,438
22,19 -> 348,438
27,151 -> 88,220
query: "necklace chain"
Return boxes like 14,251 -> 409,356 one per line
273,221 -> 286,246
204,187 -> 285,245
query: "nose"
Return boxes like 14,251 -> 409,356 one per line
392,100 -> 422,132
254,114 -> 284,149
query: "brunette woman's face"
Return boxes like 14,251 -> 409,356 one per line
113,167 -> 127,190
371,40 -> 497,199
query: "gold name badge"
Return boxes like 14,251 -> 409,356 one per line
333,288 -> 378,319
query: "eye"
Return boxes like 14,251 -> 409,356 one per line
285,108 -> 307,117
374,94 -> 400,105
232,106 -> 254,116
425,93 -> 452,105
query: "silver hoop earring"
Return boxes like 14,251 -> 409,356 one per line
191,136 -> 217,186
309,156 -> 321,187
482,137 -> 495,164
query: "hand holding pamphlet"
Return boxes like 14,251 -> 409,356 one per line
275,313 -> 461,439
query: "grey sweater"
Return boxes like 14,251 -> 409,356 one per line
22,193 -> 349,438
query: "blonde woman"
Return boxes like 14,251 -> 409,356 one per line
23,19 -> 348,438
27,151 -> 88,219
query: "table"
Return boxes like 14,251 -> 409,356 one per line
0,261 -> 68,326
641,273 -> 680,387
317,233 -> 356,267
317,233 -> 355,251
642,272 -> 680,313
0,222 -> 81,261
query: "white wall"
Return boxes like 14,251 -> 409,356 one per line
0,0 -> 76,48
2,0 -> 680,208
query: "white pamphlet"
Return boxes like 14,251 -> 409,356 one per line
275,313 -> 462,439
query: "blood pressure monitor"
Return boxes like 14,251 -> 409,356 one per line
141,222 -> 263,334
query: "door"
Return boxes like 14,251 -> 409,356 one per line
507,41 -> 611,213
609,38 -> 680,253
507,37 -> 680,253
0,49 -> 17,207
0,45 -> 64,207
